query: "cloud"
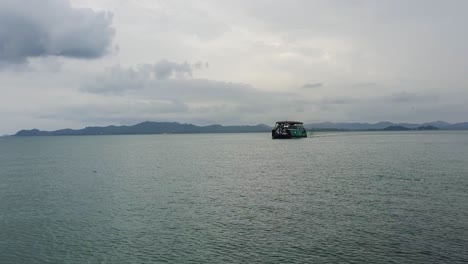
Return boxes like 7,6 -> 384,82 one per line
152,60 -> 193,79
81,60 -> 286,104
301,83 -> 323,89
37,97 -> 190,125
387,92 -> 439,103
82,60 -> 209,94
0,0 -> 114,66
68,60 -> 315,125
352,82 -> 379,88
81,60 -> 260,102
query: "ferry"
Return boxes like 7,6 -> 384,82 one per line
272,121 -> 307,139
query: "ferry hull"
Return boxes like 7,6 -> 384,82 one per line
271,129 -> 307,139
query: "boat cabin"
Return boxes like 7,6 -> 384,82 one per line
272,121 -> 307,139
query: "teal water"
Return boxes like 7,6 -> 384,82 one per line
1,131 -> 467,263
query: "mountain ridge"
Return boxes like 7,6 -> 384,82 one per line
13,121 -> 468,136
14,122 -> 272,136
304,121 -> 468,130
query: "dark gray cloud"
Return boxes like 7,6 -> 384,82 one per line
301,83 -> 323,89
0,0 -> 114,65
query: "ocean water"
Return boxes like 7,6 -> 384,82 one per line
0,131 -> 467,263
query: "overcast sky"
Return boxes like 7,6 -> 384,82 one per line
1,0 -> 467,134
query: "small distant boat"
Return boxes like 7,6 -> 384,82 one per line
272,121 -> 307,139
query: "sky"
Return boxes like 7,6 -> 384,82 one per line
1,0 -> 467,134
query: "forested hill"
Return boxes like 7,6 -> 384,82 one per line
14,122 -> 272,136
14,120 -> 468,136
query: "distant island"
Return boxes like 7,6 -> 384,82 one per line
304,121 -> 467,131
382,125 -> 439,131
13,121 -> 468,136
14,122 -> 272,136
383,125 -> 412,131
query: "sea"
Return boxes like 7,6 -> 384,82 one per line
1,131 -> 467,263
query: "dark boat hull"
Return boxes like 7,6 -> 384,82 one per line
271,129 -> 307,139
